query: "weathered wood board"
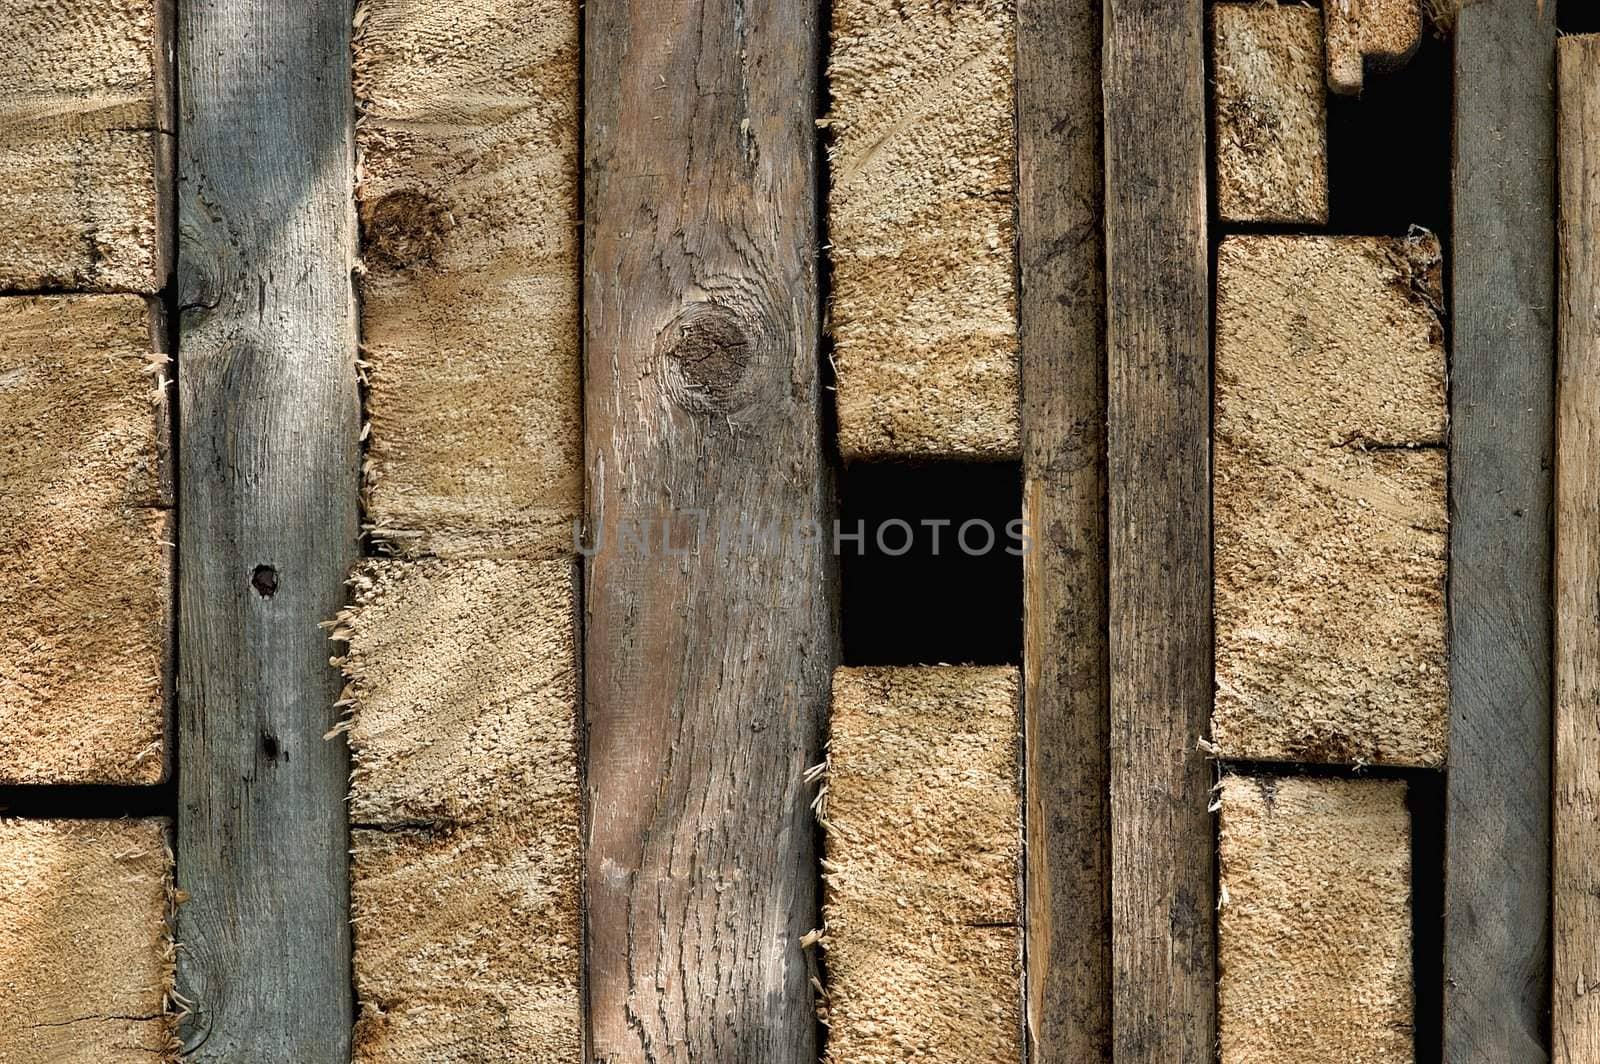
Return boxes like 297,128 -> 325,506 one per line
0,295 -> 170,784
1556,34 -> 1600,1064
1218,776 -> 1413,1063
822,666 -> 1021,1063
0,0 -> 172,292
1104,1 -> 1215,1058
355,0 -> 581,560
1446,3 -> 1557,1059
0,818 -> 173,1063
1212,2 -> 1327,224
1325,0 -> 1423,96
1214,234 -> 1447,767
827,0 -> 1018,460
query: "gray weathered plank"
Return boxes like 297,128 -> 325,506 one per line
1103,1 -> 1214,1060
1447,4 -> 1557,1061
173,2 -> 359,1058
1017,0 -> 1110,1058
582,1 -> 834,1060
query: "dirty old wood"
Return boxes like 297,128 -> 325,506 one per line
1556,33 -> 1600,1064
1017,0 -> 1110,1059
583,1 -> 834,1061
1447,4 -> 1557,1061
173,2 -> 359,1060
1103,1 -> 1214,1061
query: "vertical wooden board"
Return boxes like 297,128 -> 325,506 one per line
1212,2 -> 1328,225
1556,34 -> 1600,1064
583,0 -> 834,1058
173,2 -> 358,1059
0,295 -> 170,784
1446,3 -> 1556,1059
1103,1 -> 1214,1059
1324,0 -> 1423,96
0,0 -> 172,292
1213,235 -> 1448,767
1016,0 -> 1110,1057
354,0 -> 580,560
822,666 -> 1022,1063
1218,776 -> 1413,1064
0,818 -> 174,1063
827,0 -> 1019,460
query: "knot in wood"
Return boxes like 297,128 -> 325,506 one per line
658,302 -> 757,414
360,188 -> 449,269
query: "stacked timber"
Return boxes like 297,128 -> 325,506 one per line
343,2 -> 582,1059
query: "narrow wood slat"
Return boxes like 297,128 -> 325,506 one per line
1016,0 -> 1110,1057
1447,3 -> 1557,1059
582,1 -> 834,1059
173,2 -> 359,1058
1103,1 -> 1214,1059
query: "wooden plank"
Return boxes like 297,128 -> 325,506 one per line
821,666 -> 1022,1063
1556,34 -> 1600,1064
1015,0 -> 1109,1057
0,818 -> 174,1063
1213,235 -> 1447,767
583,2 -> 833,1060
1217,776 -> 1413,1063
354,0 -> 580,560
0,0 -> 173,292
827,0 -> 1018,460
172,2 -> 359,1059
1446,4 -> 1557,1059
0,295 -> 170,784
1324,0 -> 1423,96
1212,2 -> 1327,225
1103,1 -> 1213,1060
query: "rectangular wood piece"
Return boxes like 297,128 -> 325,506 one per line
822,666 -> 1022,1063
1218,775 -> 1413,1063
1214,234 -> 1447,767
827,0 -> 1019,460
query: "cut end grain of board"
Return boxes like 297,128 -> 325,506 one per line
1214,234 -> 1447,767
828,0 -> 1019,460
1325,0 -> 1424,96
1213,2 -> 1327,224
823,666 -> 1021,1064
355,0 -> 580,560
0,818 -> 174,1064
0,295 -> 170,784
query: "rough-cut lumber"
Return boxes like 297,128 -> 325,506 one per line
822,666 -> 1021,1063
354,0 -> 580,560
827,0 -> 1018,460
0,295 -> 170,784
0,818 -> 173,1063
338,558 -> 578,827
1017,0 -> 1109,1057
0,0 -> 172,292
1103,1 -> 1214,1059
1214,234 -> 1447,767
1218,776 -> 1413,1063
1212,3 -> 1327,225
1325,0 -> 1423,96
583,0 -> 835,1059
173,3 -> 358,1059
1557,35 -> 1600,1064
1446,5 -> 1557,1059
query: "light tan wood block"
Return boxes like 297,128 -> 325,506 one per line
1326,0 -> 1423,96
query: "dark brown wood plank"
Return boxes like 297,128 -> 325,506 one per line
582,1 -> 833,1060
1446,5 -> 1557,1060
173,2 -> 359,1058
1102,1 -> 1213,1060
1017,0 -> 1110,1058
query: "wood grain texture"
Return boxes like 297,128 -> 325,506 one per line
1103,1 -> 1214,1059
1324,0 -> 1422,96
1016,0 -> 1109,1057
0,818 -> 174,1064
0,0 -> 173,292
1447,4 -> 1556,1059
1556,34 -> 1600,1064
583,1 -> 834,1060
173,2 -> 359,1059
